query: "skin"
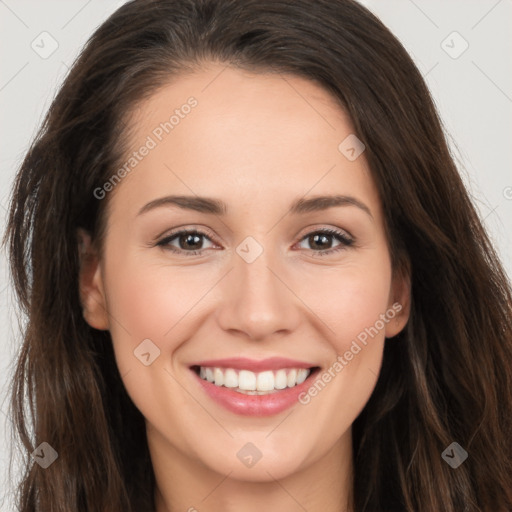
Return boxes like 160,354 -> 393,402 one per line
79,62 -> 410,512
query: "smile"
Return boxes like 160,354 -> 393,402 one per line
195,366 -> 311,394
189,358 -> 320,416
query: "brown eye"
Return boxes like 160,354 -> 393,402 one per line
157,230 -> 216,256
297,229 -> 354,255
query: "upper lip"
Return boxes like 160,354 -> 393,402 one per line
189,357 -> 317,372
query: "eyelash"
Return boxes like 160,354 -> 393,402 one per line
155,227 -> 354,257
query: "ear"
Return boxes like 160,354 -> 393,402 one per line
385,258 -> 411,339
77,228 -> 110,330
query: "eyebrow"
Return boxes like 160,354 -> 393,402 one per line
137,194 -> 373,219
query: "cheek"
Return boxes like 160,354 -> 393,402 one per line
293,258 -> 393,415
103,258 -> 206,355
299,259 -> 393,349
101,254 -> 207,425
332,276 -> 391,348
297,261 -> 393,428
101,244 -> 231,411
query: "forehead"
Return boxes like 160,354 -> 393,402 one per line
108,63 -> 380,221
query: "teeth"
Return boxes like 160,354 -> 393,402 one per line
196,366 -> 312,392
296,369 -> 309,385
274,369 -> 288,389
213,368 -> 224,386
239,370 -> 256,391
205,367 -> 214,383
223,368 -> 238,388
287,369 -> 297,387
256,371 -> 274,391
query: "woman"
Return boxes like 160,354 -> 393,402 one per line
3,0 -> 512,510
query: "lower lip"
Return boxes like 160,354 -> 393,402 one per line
191,368 -> 319,416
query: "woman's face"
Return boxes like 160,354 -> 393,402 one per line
80,63 -> 409,484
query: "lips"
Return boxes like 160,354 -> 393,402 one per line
188,357 -> 320,416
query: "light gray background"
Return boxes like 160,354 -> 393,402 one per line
1,1 -> 511,510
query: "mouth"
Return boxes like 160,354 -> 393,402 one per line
190,365 -> 320,395
189,360 -> 321,416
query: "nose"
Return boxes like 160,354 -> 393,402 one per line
215,243 -> 302,342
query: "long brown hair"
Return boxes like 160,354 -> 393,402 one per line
3,0 -> 512,510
